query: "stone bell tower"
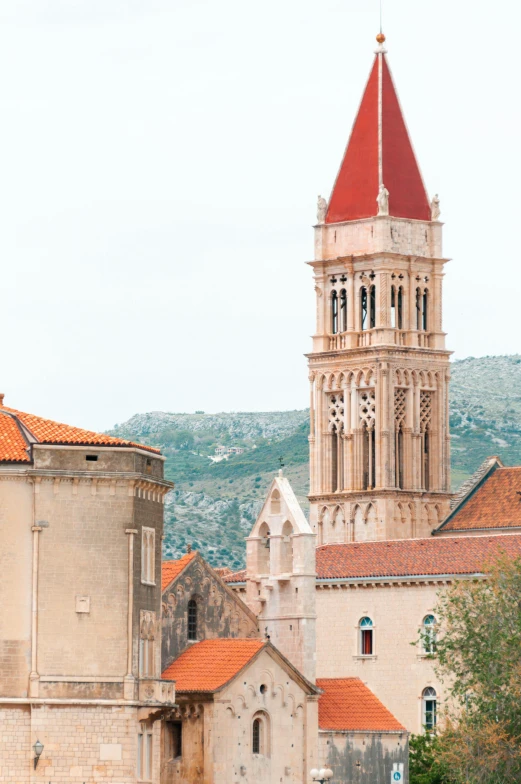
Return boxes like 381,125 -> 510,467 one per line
308,34 -> 452,546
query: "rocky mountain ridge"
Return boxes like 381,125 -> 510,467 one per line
109,355 -> 521,570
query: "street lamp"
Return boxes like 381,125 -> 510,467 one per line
33,739 -> 44,769
310,768 -> 334,783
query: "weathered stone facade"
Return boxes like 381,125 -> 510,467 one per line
160,647 -> 319,784
319,731 -> 407,784
0,427 -> 175,782
161,553 -> 258,668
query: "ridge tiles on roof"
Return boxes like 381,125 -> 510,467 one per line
0,405 -> 160,460
437,466 -> 521,533
326,51 -> 430,224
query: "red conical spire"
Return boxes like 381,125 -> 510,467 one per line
326,37 -> 431,224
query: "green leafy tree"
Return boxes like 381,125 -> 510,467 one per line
409,732 -> 450,784
422,554 -> 521,784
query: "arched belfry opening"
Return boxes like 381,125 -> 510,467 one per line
281,520 -> 293,573
306,38 -> 452,544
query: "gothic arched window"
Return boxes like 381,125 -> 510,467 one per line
391,285 -> 403,329
340,289 -> 347,332
422,615 -> 437,655
422,289 -> 428,331
252,712 -> 270,756
187,599 -> 197,641
422,687 -> 437,731
331,290 -> 338,334
359,616 -> 374,655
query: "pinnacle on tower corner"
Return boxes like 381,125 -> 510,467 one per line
325,34 -> 431,224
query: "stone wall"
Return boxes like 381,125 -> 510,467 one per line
161,557 -> 257,669
316,581 -> 443,732
319,731 -> 408,784
0,703 -> 162,784
0,479 -> 33,697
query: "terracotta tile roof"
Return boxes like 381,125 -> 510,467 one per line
161,552 -> 198,591
0,413 -> 31,463
223,568 -> 246,583
0,405 -> 160,463
317,678 -> 405,732
161,639 -> 265,692
438,466 -> 521,532
315,534 -> 521,580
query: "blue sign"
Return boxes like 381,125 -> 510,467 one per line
393,773 -> 402,782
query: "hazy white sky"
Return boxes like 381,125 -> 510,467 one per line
1,0 -> 520,431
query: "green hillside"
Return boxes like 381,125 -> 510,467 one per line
109,355 -> 521,569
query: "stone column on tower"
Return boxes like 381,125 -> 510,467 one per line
307,34 -> 452,544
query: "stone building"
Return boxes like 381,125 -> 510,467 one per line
161,639 -> 319,784
0,400 -> 175,782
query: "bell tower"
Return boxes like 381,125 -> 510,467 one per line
308,34 -> 452,545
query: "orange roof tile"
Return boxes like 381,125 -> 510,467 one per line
0,413 -> 31,463
317,678 -> 405,732
315,535 -> 521,580
438,466 -> 521,532
161,639 -> 265,692
162,552 -> 198,591
0,405 -> 160,463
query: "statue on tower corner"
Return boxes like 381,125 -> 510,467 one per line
431,194 -> 441,221
377,183 -> 389,216
317,195 -> 328,224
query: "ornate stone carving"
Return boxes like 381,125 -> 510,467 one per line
430,194 -> 441,221
317,195 -> 328,223
377,184 -> 389,216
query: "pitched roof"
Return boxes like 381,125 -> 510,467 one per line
161,552 -> 198,591
326,48 -> 430,224
436,465 -> 521,533
317,678 -> 405,732
161,639 -> 265,692
315,535 -> 521,580
0,405 -> 160,463
223,568 -> 246,583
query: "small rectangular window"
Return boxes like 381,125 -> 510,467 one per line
141,527 -> 156,585
86,454 -> 98,462
165,721 -> 182,760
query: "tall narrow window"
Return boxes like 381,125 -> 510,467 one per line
340,289 -> 347,332
391,285 -> 403,329
138,723 -> 153,780
416,287 -> 422,330
139,610 -> 156,677
331,290 -> 338,334
187,598 -> 197,641
141,527 -> 156,585
422,615 -> 437,654
369,284 -> 376,328
252,712 -> 270,756
422,687 -> 437,731
360,286 -> 368,330
252,718 -> 261,754
359,391 -> 376,490
394,388 -> 407,489
359,617 -> 373,655
422,290 -> 428,331
420,392 -> 432,491
329,394 -> 345,493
